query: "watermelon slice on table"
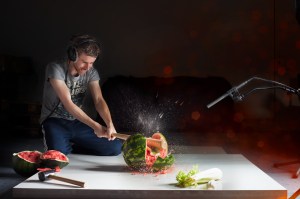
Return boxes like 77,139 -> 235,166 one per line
40,150 -> 69,169
122,132 -> 175,172
12,150 -> 42,177
12,150 -> 69,177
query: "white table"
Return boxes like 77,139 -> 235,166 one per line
13,148 -> 287,199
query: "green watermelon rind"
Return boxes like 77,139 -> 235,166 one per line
40,151 -> 69,169
122,133 -> 175,172
122,134 -> 147,170
12,150 -> 70,177
40,159 -> 69,169
12,150 -> 42,177
152,154 -> 175,172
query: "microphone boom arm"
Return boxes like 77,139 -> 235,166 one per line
207,76 -> 300,108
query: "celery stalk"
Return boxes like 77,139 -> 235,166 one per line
176,167 -> 222,188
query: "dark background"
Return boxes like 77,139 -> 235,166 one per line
1,2 -> 300,198
0,0 -> 300,132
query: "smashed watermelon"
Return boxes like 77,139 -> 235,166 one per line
12,150 -> 69,177
122,132 -> 175,172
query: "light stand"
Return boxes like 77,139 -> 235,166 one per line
207,76 -> 300,179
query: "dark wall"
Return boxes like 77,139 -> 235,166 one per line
0,0 -> 299,118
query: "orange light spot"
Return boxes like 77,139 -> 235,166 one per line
277,66 -> 286,76
277,196 -> 288,199
191,111 -> 200,121
233,112 -> 244,123
163,65 -> 173,76
257,140 -> 265,148
226,129 -> 236,139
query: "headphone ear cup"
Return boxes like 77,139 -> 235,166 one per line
67,46 -> 77,62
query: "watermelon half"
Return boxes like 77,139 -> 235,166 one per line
40,150 -> 69,169
12,150 -> 69,177
12,150 -> 42,177
122,132 -> 175,172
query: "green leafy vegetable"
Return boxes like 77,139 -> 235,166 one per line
176,165 -> 199,187
176,166 -> 223,188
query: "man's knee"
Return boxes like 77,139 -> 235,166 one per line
95,139 -> 122,156
110,141 -> 122,156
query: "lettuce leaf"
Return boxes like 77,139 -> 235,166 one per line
176,166 -> 222,188
176,165 -> 199,187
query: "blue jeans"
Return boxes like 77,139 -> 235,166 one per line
42,118 -> 122,156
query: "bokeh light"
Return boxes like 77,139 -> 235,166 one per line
277,66 -> 286,76
163,65 -> 173,76
234,112 -> 244,123
257,140 -> 265,148
191,111 -> 200,121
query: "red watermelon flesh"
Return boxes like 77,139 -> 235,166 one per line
122,132 -> 175,172
13,150 -> 69,177
40,150 -> 69,169
12,150 -> 42,177
145,132 -> 168,167
18,151 -> 41,163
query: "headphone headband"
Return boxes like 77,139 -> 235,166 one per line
73,38 -> 98,47
67,36 -> 100,62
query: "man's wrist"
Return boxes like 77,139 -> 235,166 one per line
91,121 -> 100,130
106,122 -> 114,129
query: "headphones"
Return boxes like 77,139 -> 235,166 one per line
67,37 -> 100,62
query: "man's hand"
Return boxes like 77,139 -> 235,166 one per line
93,123 -> 117,141
106,125 -> 117,141
93,123 -> 108,138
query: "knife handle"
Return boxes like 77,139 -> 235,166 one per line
112,133 -> 130,140
48,175 -> 85,188
112,133 -> 167,150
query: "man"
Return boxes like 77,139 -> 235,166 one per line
39,34 -> 121,156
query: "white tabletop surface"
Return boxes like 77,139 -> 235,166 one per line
13,148 -> 287,199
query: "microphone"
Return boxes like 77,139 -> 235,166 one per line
207,78 -> 250,109
295,88 -> 300,101
207,76 -> 300,109
207,87 -> 237,109
207,88 -> 244,108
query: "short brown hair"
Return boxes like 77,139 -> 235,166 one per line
70,34 -> 101,58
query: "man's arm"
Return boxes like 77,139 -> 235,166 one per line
49,78 -> 107,138
89,80 -> 116,140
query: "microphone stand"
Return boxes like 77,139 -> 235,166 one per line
207,76 -> 300,179
207,76 -> 300,109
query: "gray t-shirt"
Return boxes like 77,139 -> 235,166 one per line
39,60 -> 100,124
